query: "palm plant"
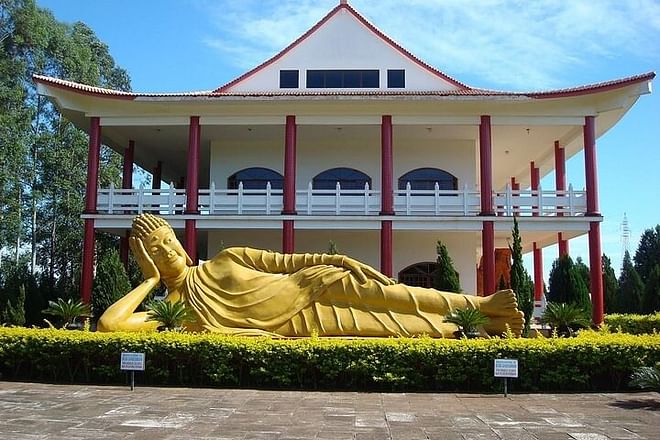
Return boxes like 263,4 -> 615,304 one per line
42,298 -> 91,329
541,302 -> 590,337
630,363 -> 660,391
146,299 -> 196,331
444,308 -> 489,338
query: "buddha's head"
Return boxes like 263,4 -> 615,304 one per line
131,214 -> 192,278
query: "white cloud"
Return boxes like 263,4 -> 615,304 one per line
196,0 -> 660,90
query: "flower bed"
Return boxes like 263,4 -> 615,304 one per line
1,327 -> 658,392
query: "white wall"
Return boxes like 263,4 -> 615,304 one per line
228,9 -> 458,92
210,128 -> 476,190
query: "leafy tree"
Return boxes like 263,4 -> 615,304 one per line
574,256 -> 591,293
433,240 -> 461,292
641,265 -> 660,314
634,225 -> 660,285
509,217 -> 533,335
617,251 -> 643,314
602,254 -> 619,314
547,255 -> 591,314
0,0 -> 131,301
92,248 -> 130,319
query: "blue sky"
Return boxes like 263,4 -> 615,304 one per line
39,0 -> 659,278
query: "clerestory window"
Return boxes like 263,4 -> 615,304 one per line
306,70 -> 379,88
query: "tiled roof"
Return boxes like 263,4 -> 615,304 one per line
213,3 -> 470,93
33,72 -> 655,100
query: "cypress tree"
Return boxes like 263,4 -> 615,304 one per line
641,264 -> 660,314
548,255 -> 591,314
509,217 -> 533,334
634,225 -> 660,285
602,254 -> 619,314
433,241 -> 461,293
575,256 -> 591,294
92,248 -> 131,319
617,251 -> 643,314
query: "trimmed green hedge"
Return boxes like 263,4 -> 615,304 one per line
605,313 -> 660,334
1,327 -> 659,392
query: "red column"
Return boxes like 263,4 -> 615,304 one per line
584,116 -> 599,216
380,221 -> 393,277
482,221 -> 495,295
80,117 -> 101,304
185,116 -> 200,264
381,115 -> 394,215
589,222 -> 604,324
555,141 -> 569,256
479,116 -> 493,215
533,242 -> 543,302
584,116 -> 603,325
152,160 -> 162,190
282,115 -> 297,253
530,161 -> 543,302
480,116 -> 495,294
283,220 -> 295,254
510,177 -> 519,215
530,161 -> 540,217
119,140 -> 135,268
380,115 -> 394,276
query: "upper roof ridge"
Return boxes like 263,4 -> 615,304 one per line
213,2 -> 471,93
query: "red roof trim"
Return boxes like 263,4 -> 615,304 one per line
526,72 -> 655,99
33,74 -> 213,99
213,3 -> 470,93
33,72 -> 654,100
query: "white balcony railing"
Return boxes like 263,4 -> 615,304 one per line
96,182 -> 587,217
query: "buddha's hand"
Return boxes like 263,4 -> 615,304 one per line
342,257 -> 396,285
129,236 -> 161,284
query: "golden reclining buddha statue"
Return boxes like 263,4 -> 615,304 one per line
98,214 -> 524,337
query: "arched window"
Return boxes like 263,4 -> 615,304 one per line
227,167 -> 283,190
398,261 -> 461,288
398,168 -> 458,191
398,262 -> 438,288
312,168 -> 372,190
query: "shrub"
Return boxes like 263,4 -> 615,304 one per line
541,302 -> 590,337
444,308 -> 489,336
146,300 -> 197,331
42,298 -> 91,329
604,313 -> 660,334
0,327 -> 658,392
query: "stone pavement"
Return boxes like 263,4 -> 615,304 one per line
0,382 -> 658,439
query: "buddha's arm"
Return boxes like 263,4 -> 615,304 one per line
97,277 -> 161,332
238,248 -> 395,285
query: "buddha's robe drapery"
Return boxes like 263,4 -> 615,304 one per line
181,247 -> 478,337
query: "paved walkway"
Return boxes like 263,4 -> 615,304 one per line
0,382 -> 657,439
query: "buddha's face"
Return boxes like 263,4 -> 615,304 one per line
145,227 -> 189,277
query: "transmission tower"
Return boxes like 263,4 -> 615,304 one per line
620,213 -> 631,256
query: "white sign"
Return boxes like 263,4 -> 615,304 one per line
120,352 -> 145,371
494,359 -> 518,378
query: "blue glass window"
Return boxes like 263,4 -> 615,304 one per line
306,70 -> 379,88
313,168 -> 372,190
280,70 -> 299,88
398,168 -> 457,191
227,167 -> 283,190
387,69 -> 405,88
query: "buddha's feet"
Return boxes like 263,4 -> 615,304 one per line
479,289 -> 525,337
